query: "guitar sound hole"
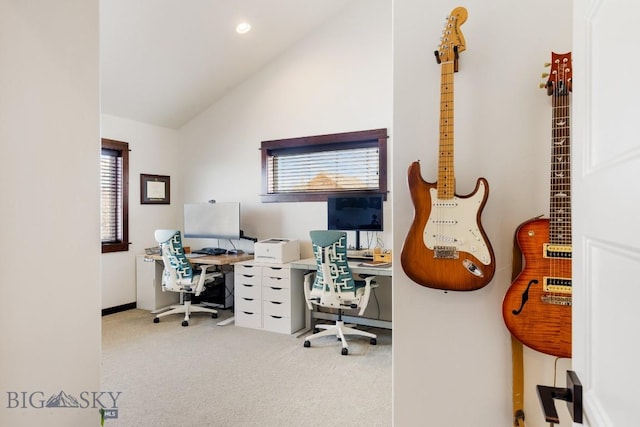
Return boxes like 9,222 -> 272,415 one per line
512,279 -> 538,315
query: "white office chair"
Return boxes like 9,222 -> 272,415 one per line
153,229 -> 220,326
303,230 -> 378,355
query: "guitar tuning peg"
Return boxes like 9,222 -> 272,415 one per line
544,62 -> 551,67
539,83 -> 547,89
541,73 -> 549,78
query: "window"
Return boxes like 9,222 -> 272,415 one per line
261,128 -> 388,202
101,138 -> 129,253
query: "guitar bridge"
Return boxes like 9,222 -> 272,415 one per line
434,245 -> 459,259
541,295 -> 572,306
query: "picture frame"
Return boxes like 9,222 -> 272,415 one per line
140,174 -> 170,204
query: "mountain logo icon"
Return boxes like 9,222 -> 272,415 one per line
45,391 -> 80,408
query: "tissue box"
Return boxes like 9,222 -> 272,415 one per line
254,238 -> 300,263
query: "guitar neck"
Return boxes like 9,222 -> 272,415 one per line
437,61 -> 456,199
549,82 -> 572,246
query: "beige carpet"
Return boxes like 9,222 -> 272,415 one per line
102,309 -> 392,426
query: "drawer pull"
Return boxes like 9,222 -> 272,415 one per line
270,315 -> 283,319
242,311 -> 254,315
242,298 -> 254,302
270,287 -> 283,291
242,274 -> 255,278
269,301 -> 282,305
242,284 -> 254,288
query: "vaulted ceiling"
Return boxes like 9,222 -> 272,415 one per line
100,0 -> 350,129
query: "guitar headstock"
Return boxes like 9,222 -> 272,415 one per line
435,7 -> 468,65
542,52 -> 572,96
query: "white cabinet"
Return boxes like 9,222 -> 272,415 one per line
135,255 -> 180,311
234,261 -> 304,334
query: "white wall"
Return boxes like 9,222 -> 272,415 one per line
179,0 -> 393,258
100,115 -> 183,308
0,1 -> 101,425
393,1 -> 573,426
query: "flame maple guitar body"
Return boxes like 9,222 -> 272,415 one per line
401,161 -> 495,291
502,218 -> 572,358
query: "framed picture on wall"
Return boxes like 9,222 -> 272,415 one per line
140,174 -> 170,204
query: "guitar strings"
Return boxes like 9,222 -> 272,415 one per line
549,58 -> 571,301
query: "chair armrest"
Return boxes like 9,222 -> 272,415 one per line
193,265 -> 221,296
357,275 -> 377,316
303,271 -> 316,310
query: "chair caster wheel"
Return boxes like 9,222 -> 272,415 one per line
212,313 -> 218,319
370,338 -> 377,345
182,321 -> 189,327
303,340 -> 311,348
153,318 -> 159,323
341,348 -> 348,356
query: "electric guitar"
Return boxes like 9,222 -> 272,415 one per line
401,7 -> 495,291
502,52 -> 573,358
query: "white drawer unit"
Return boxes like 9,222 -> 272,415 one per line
234,263 -> 263,329
234,260 -> 305,334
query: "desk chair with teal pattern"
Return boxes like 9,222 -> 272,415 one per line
303,230 -> 378,355
153,229 -> 220,326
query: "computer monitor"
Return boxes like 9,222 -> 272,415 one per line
327,194 -> 383,249
183,202 -> 241,240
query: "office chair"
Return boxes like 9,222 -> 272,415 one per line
303,230 -> 377,355
153,229 -> 220,326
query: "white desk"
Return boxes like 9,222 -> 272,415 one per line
290,257 -> 392,277
140,253 -> 253,325
290,257 -> 393,330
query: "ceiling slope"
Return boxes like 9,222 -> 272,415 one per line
100,0 -> 350,129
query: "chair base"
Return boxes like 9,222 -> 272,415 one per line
153,301 -> 218,326
303,320 -> 377,355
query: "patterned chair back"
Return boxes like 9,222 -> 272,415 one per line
310,230 -> 355,295
154,229 -> 194,290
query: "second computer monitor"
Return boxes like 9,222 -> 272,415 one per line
327,194 -> 383,233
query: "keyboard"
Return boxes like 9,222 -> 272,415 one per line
192,247 -> 228,256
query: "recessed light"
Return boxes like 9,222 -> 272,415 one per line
236,22 -> 251,34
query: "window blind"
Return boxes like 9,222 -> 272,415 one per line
267,146 -> 379,193
101,148 -> 123,243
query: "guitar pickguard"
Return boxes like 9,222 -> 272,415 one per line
423,182 -> 492,265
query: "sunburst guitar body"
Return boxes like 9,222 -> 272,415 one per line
402,162 -> 495,291
400,7 -> 495,291
502,52 -> 573,358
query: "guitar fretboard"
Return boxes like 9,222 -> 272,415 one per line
549,76 -> 571,245
437,61 -> 455,199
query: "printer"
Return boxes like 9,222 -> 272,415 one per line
254,238 -> 300,263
